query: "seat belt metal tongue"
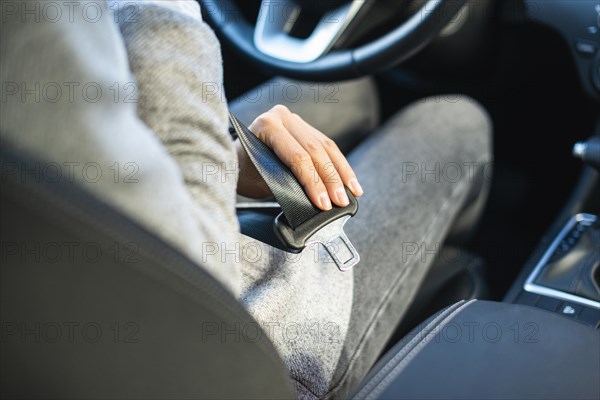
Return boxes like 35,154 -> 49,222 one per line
306,216 -> 360,271
273,186 -> 359,271
229,112 -> 360,271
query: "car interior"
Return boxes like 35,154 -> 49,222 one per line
2,0 -> 600,399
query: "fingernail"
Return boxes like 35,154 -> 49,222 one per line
336,188 -> 350,206
319,193 -> 332,210
349,178 -> 364,196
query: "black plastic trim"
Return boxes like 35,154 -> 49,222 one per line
274,187 -> 358,252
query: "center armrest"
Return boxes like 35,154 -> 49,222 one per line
352,300 -> 600,400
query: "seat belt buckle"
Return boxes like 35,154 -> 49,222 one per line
274,187 -> 360,271
229,112 -> 361,270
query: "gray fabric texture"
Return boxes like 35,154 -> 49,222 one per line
0,0 -> 241,296
330,97 -> 492,399
1,1 -> 492,399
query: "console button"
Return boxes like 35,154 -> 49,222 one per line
535,296 -> 561,312
558,302 -> 583,318
578,307 -> 600,328
575,40 -> 598,57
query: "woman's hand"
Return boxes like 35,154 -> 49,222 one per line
236,105 -> 364,211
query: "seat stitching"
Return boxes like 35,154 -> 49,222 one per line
364,299 -> 476,400
351,300 -> 465,399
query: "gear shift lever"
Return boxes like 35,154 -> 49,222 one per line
534,139 -> 600,303
533,142 -> 600,302
535,218 -> 600,302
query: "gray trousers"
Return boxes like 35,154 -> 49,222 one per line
232,79 -> 492,399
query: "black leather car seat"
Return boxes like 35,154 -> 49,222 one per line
0,144 -> 294,399
2,142 -> 599,400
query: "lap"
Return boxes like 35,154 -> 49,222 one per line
330,96 -> 492,398
235,88 -> 492,399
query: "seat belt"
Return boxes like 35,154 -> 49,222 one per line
229,112 -> 360,271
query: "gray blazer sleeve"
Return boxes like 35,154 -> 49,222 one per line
0,0 -> 241,295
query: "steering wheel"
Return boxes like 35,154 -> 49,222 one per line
200,0 -> 466,81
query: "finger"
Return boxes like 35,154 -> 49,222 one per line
283,111 -> 363,198
250,113 -> 332,211
282,113 -> 351,207
273,105 -> 363,197
320,135 -> 363,197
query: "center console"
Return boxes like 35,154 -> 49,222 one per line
505,122 -> 600,328
511,214 -> 600,327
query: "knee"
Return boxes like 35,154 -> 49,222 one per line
401,95 -> 493,165
403,96 -> 492,242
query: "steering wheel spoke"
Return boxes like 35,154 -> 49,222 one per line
201,0 -> 466,80
254,0 -> 368,63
